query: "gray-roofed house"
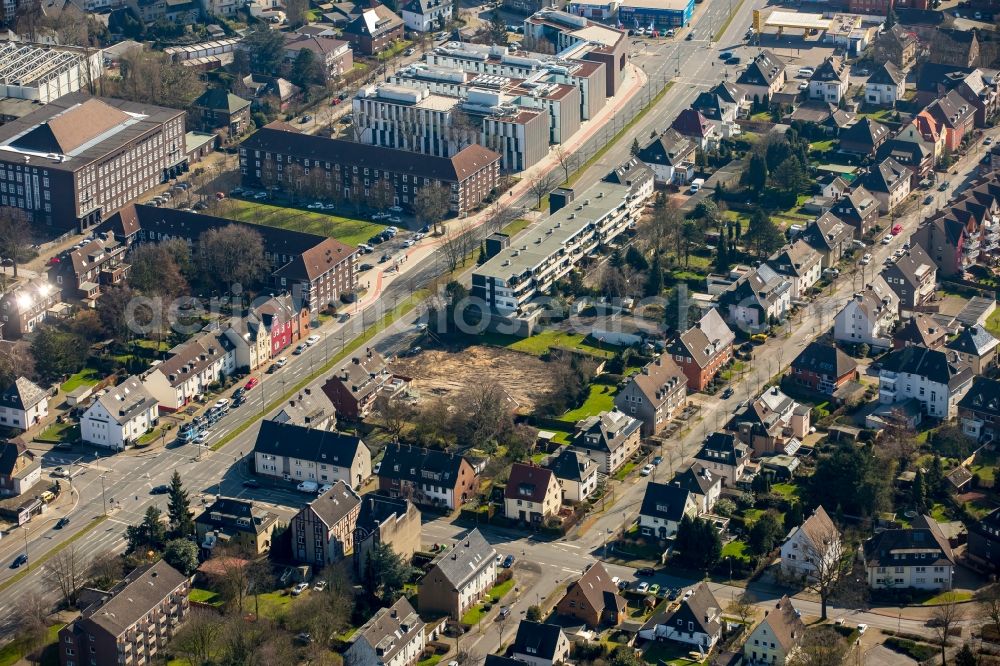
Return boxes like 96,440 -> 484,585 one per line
190,88 -> 251,138
832,185 -> 880,235
638,481 -> 697,541
790,342 -> 858,396
866,62 -> 906,106
834,275 -> 900,349
270,386 -> 336,430
736,50 -> 786,104
290,480 -> 362,565
252,419 -> 372,489
638,582 -> 721,652
667,308 -> 735,391
419,528 -> 498,619
878,346 -> 974,418
779,506 -> 841,580
743,596 -> 805,666
691,81 -> 746,122
511,621 -> 571,666
0,440 -> 41,497
548,449 -> 598,504
674,463 -> 721,514
344,597 -> 426,666
693,432 -> 750,487
865,157 -> 912,214
882,244 -> 936,310
57,561 -> 190,666
614,353 -> 687,436
808,56 -> 849,104
376,443 -> 479,510
839,118 -> 891,157
195,496 -> 279,556
0,377 -> 49,432
401,0 -> 451,31
718,263 -> 791,331
894,313 -> 949,350
733,386 -> 811,457
864,515 -> 955,590
342,4 -> 404,55
958,376 -> 1000,441
80,376 -> 159,451
353,493 -> 422,577
636,129 -> 696,186
947,325 -> 1000,374
767,240 -> 822,300
800,211 -> 855,268
570,410 -> 642,475
141,330 -> 237,411
321,348 -> 410,421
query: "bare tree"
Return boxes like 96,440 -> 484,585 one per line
929,592 -> 966,666
0,207 -> 32,279
977,584 -> 1000,636
641,197 -> 682,257
46,544 -> 87,606
727,591 -> 755,629
413,183 -> 452,235
528,172 -> 557,209
441,225 -> 464,273
15,592 -> 50,663
797,518 -> 847,621
207,550 -> 253,614
197,225 -> 269,292
484,201 -> 524,235
171,608 -> 224,666
373,394 -> 413,439
787,626 -> 849,666
451,381 -> 514,450
553,146 -> 577,185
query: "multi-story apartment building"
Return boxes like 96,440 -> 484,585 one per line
282,34 -> 353,80
864,516 -> 955,591
779,506 -> 841,580
0,377 -> 49,432
694,432 -> 750,487
104,205 -> 357,315
81,376 -> 159,451
866,62 -> 906,106
718,264 -> 791,331
789,342 -> 858,396
345,598 -> 426,666
522,9 -> 627,96
913,174 -> 1000,277
879,346 -> 974,419
353,493 -> 422,577
548,449 -> 598,503
472,179 -> 648,316
195,497 -> 279,556
614,353 -> 687,436
0,277 -> 59,339
253,420 -> 372,488
570,410 -> 642,476
377,443 -> 479,510
959,376 -> 1000,441
419,528 -> 497,619
58,561 -> 190,666
504,463 -> 561,525
322,349 -> 410,421
240,124 -> 501,215
766,240 -> 822,301
668,308 -> 735,391
290,481 -> 362,565
865,157 -> 912,215
0,93 -> 186,232
882,244 -> 936,310
47,231 -> 130,304
834,275 -> 900,349
401,0 -> 452,31
342,4 -> 405,56
142,331 -> 236,411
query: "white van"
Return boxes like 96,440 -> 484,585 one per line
297,481 -> 319,493
689,178 -> 706,193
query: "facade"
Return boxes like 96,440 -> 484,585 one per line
834,275 -> 900,349
614,353 -> 687,436
353,492 -> 422,577
667,308 -> 735,392
950,323 -> 1000,375
556,563 -> 625,628
866,62 -> 906,106
321,348 -> 409,421
736,51 -> 786,104
190,89 -> 251,139
873,24 -> 917,70
733,387 -> 811,457
636,129 -> 696,185
617,0 -> 694,29
638,481 -> 697,540
570,410 -> 642,476
674,464 -> 721,514
548,449 -> 598,504
894,313 -> 948,350
779,506 -> 841,580
141,331 -> 236,411
864,516 -> 955,590
252,420 -> 372,488
419,528 -> 497,619
800,211 -> 855,269
879,346 -> 974,419
401,0 -> 452,31
968,508 -> 1000,572
638,583 -> 721,652
282,34 -> 353,80
743,596 -> 805,666
808,57 -> 849,104
223,313 -> 271,373
472,179 -> 650,316
0,93 -> 186,232
839,118 -> 890,157
912,175 -> 1000,278
566,0 -> 620,19
693,432 -> 750,487
504,463 -> 561,525
342,5 -> 405,56
511,622 -> 571,666
926,89 -> 977,152
0,440 -> 41,497
882,244 -> 936,310
58,561 -> 190,666
0,43 -> 104,105
241,124 -> 500,215
271,386 -> 337,430
718,264 -> 791,332
789,342 -> 858,396
767,240 -> 822,300
344,598 -> 426,666
958,374 -> 1000,441
47,230 -> 130,304
0,277 -> 59,339
877,124 -> 935,188
81,376 -> 159,451
522,10 -> 627,96
0,377 -> 49,432
290,481 -> 362,565
865,157 -> 912,214
377,443 -> 478,510
195,497 -> 279,556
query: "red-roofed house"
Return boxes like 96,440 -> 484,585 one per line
504,463 -> 561,526
670,109 -> 717,150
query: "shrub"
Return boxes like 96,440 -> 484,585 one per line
885,637 -> 937,662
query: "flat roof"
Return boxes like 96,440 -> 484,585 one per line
764,10 -> 832,29
571,24 -> 624,46
475,180 -> 631,281
619,0 -> 690,10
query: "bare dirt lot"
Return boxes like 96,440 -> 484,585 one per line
390,345 -> 558,411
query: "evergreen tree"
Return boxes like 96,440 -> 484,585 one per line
955,644 -> 976,666
167,471 -> 194,538
884,5 -> 897,28
743,151 -> 769,193
715,233 -> 730,272
630,138 -> 641,156
927,455 -> 945,497
364,542 -> 414,604
478,242 -> 487,265
748,511 -> 784,557
675,515 -> 721,570
911,469 -> 928,514
126,506 -> 168,554
784,503 -> 804,532
644,253 -> 663,297
728,222 -> 735,241
163,538 -> 199,576
625,246 -> 649,271
609,248 -> 625,269
488,11 -> 508,45
745,209 -> 784,258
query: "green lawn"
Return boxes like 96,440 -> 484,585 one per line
37,422 -> 79,444
986,307 -> 1000,338
972,451 -> 997,484
256,590 -> 295,619
771,483 -> 801,499
480,329 -> 618,359
613,461 -> 637,482
0,623 -> 63,666
190,588 -> 224,606
489,577 -> 516,601
418,655 -> 443,666
642,641 -> 705,665
61,367 -> 101,393
461,577 -> 517,625
502,218 -> 533,236
809,139 -> 835,153
922,590 -> 973,606
722,539 -> 749,560
562,384 -> 617,422
225,200 -> 387,247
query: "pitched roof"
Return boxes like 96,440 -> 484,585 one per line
865,157 -> 911,194
869,61 -> 906,87
76,560 -> 187,638
737,50 -> 785,87
947,325 -> 1000,357
548,449 -> 596,483
153,331 -> 234,389
927,89 -> 976,129
802,211 -> 855,253
379,443 -> 471,487
671,109 -> 713,139
810,56 -> 848,84
0,377 -> 47,412
429,528 -> 496,588
626,354 -> 686,407
512,621 -> 566,661
0,440 -> 36,477
195,496 -> 278,535
880,346 -> 973,389
304,480 -> 361,527
958,376 -> 1000,417
895,313 -> 947,348
674,308 -> 735,368
791,342 -> 857,378
695,432 -> 748,467
639,481 -> 692,522
282,33 -> 349,57
768,239 -> 821,279
644,582 -> 720,637
193,88 -> 250,114
10,98 -> 131,155
864,517 -> 954,567
756,596 -> 805,652
273,237 -> 357,282
784,506 -> 838,553
253,420 -> 367,467
356,492 -> 416,535
636,129 -> 693,168
505,463 -> 556,503
572,410 -> 641,454
840,117 -> 890,149
566,563 -> 626,617
92,376 -> 158,425
674,463 -> 719,497
485,657 -> 526,666
351,597 -> 425,662
344,4 -> 403,37
270,386 -> 336,428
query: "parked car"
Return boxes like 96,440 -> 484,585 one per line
305,334 -> 321,346
860,253 -> 872,265
722,387 -> 734,399
275,357 -> 288,368
939,181 -> 950,191
293,344 -> 306,355
214,398 -> 231,411
923,194 -> 934,205
242,479 -> 261,489
359,263 -> 374,271
297,481 -> 319,493
313,581 -> 328,592
881,234 -> 892,245
388,205 -> 404,213
891,224 -> 903,235
637,567 -> 655,576
150,484 -> 170,494
636,582 -> 650,593
640,464 -> 654,476
797,66 -> 815,77
51,467 -> 69,478
648,584 -> 661,596
291,582 -> 309,595
652,456 -> 662,465
502,554 -> 515,568
496,606 -> 511,621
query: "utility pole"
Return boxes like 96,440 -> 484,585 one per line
100,473 -> 108,516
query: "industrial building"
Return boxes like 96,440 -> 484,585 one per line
0,43 -> 104,105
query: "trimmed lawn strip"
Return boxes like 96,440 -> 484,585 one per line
211,292 -> 425,451
461,577 -> 517,625
562,384 -> 617,422
713,0 -> 746,41
722,539 -> 749,560
502,218 -> 533,236
190,587 -> 224,606
613,461 -> 637,482
921,590 -> 972,606
60,368 -> 101,393
0,515 -> 108,597
225,200 -> 387,247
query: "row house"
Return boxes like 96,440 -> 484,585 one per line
877,124 -> 936,188
864,157 -> 912,215
800,211 -> 855,269
0,377 -> 49,432
377,443 -> 478,510
766,240 -> 822,300
668,309 -> 735,392
253,420 -> 372,488
879,346 -> 974,419
912,109 -> 948,165
926,89 -> 977,153
894,312 -> 949,350
0,277 -> 59,339
959,376 -> 1000,441
322,348 -> 410,421
290,481 -> 361,565
47,231 -> 130,304
839,118 -> 890,158
913,174 -> 1000,277
834,275 -> 900,349
81,376 -> 159,451
224,294 -> 310,371
614,353 -> 687,436
142,331 -> 236,412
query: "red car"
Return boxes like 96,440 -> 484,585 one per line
891,224 -> 903,235
244,377 -> 259,391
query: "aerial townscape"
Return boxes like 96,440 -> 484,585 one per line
1,0 -> 1000,662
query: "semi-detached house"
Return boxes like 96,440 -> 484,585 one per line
253,419 -> 372,488
548,449 -> 598,504
834,275 -> 900,349
864,515 -> 955,591
419,528 -> 497,619
879,345 -> 974,419
504,463 -> 561,525
377,443 -> 478,510
767,240 -> 822,301
693,432 -> 750,487
668,308 -> 735,392
638,582 -> 721,652
882,244 -> 936,310
142,331 -> 236,412
81,376 -> 159,451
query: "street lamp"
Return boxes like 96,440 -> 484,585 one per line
100,473 -> 109,516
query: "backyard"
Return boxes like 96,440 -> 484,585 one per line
562,384 -> 617,422
60,367 -> 101,393
220,199 -> 387,247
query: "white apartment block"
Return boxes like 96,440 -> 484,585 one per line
142,333 -> 236,411
878,346 -> 974,419
81,376 -> 159,451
